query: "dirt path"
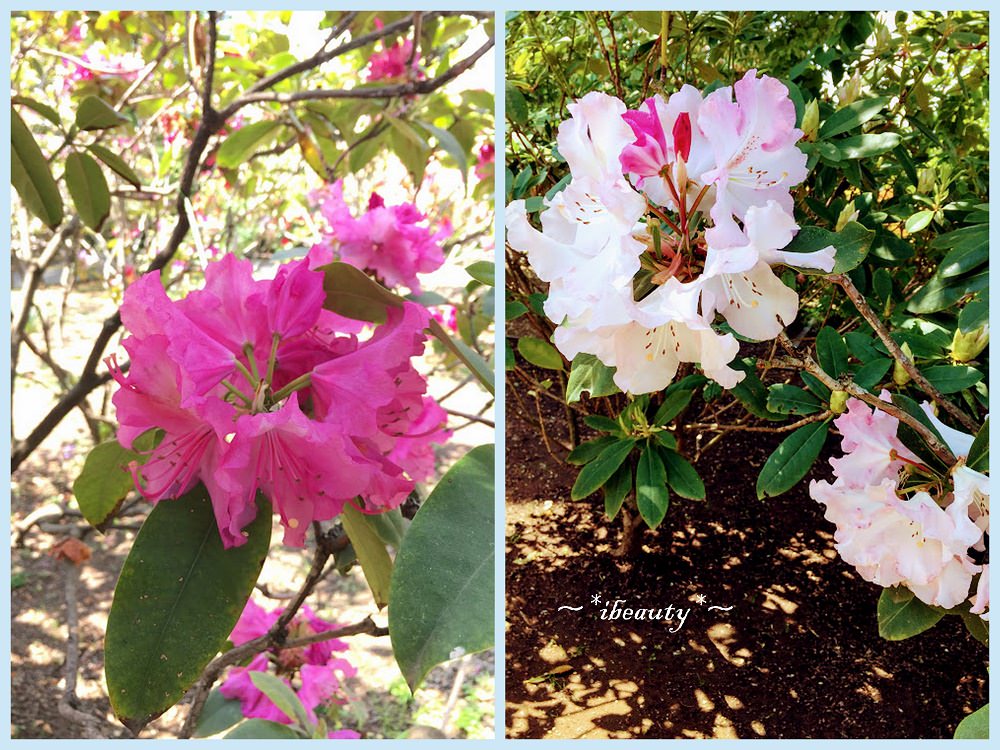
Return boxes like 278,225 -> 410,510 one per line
504,386 -> 987,739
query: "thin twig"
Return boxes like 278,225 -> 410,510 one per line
683,411 -> 833,434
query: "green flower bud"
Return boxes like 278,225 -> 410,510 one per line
801,99 -> 820,142
893,342 -> 913,386
829,390 -> 849,414
916,167 -> 936,195
951,325 -> 989,363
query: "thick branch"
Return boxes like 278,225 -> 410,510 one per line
830,273 -> 979,433
777,332 -> 957,466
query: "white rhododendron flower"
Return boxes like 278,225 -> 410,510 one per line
809,397 -> 989,614
506,72 -> 834,394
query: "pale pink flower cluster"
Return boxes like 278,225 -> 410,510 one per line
313,181 -> 450,294
810,393 -> 989,616
220,598 -> 361,738
506,71 -> 835,394
107,250 -> 450,549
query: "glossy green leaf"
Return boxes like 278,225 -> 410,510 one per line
853,357 -> 892,391
517,337 -> 563,370
583,414 -> 622,434
782,222 -> 873,275
816,326 -> 849,378
224,720 -> 301,739
904,210 -> 935,234
939,238 -> 988,278
565,354 -> 620,402
958,295 -> 988,333
660,449 -> 705,500
730,358 -> 784,421
832,132 -> 901,160
75,95 -> 128,130
756,419 -> 830,499
193,689 -> 245,738
571,439 -> 636,500
87,143 -> 142,188
388,444 -> 493,691
566,435 -> 617,466
921,365 -> 983,394
635,443 -> 669,529
105,485 -> 271,733
907,270 -> 988,314
966,418 -> 988,473
340,504 -> 393,610
465,260 -> 495,286
818,96 -> 890,138
767,384 -> 823,415
953,704 -> 989,740
11,107 -> 63,228
428,318 -> 494,395
652,389 -> 692,425
216,120 -> 282,168
876,587 -> 944,641
603,461 -> 632,520
65,151 -> 111,229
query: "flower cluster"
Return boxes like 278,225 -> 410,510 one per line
107,250 -> 450,548
506,71 -> 836,394
313,181 -> 450,294
809,393 -> 988,617
366,18 -> 422,82
220,598 -> 360,738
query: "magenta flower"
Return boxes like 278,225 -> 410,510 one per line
474,143 -> 495,180
313,181 -> 450,293
107,250 -> 450,548
366,19 -> 422,81
220,599 -> 359,734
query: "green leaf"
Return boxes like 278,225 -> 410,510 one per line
565,354 -> 620,402
603,461 -> 632,520
506,301 -> 528,321
65,151 -> 111,229
465,260 -> 495,286
416,119 -> 469,185
652,390 -> 692,425
730,359 -> 784,421
87,143 -> 142,188
660,449 -> 705,500
966,418 -> 988,473
961,610 -> 989,646
566,435 -> 618,466
320,260 -> 401,324
224,719 -> 301,739
954,704 -> 989,740
105,485 -> 271,733
11,107 -> 63,228
816,326 -> 849,378
366,507 -> 409,549
631,11 -> 663,35
571,439 -> 636,500
876,587 -> 944,640
921,365 -> 983,394
75,95 -> 128,130
905,210 -> 935,234
852,357 -> 892,391
818,96 -> 890,138
832,132 -> 901,160
73,435 -> 154,528
756,419 -> 831,499
517,337 -> 563,370
958,295 -> 988,333
782,222 -> 873,275
388,445 -> 493,691
505,82 -> 528,125
249,672 -> 310,728
940,239 -> 988,279
216,120 -> 281,168
340,504 -> 393,609
583,414 -> 622,434
193,689 -> 244,738
766,384 -> 822,415
12,95 -> 61,126
907,270 -> 988,314
845,332 -> 880,363
652,430 -> 678,451
636,443 -> 669,529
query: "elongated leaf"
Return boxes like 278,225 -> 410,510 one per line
505,82 -> 528,125
194,689 -> 244,738
13,95 -> 61,125
756,419 -> 831,499
367,507 -> 408,549
966,418 -> 988,473
565,354 -> 620,402
832,132 -> 901,160
417,119 -> 469,185
876,587 -> 944,640
958,295 -> 988,333
340,504 -> 393,610
730,358 -> 783,421
583,414 -> 622,434
65,151 -> 110,229
566,435 -> 618,466
11,107 -> 63,228
921,365 -> 983,394
907,269 -> 988,314
249,672 -> 310,728
571,439 -> 636,500
816,326 -> 849,378
73,435 -> 153,528
517,337 -> 563,370
636,443 -> 669,529
853,357 -> 892,392
105,485 -> 271,733
782,222 -> 873,275
904,210 -> 935,234
660,449 -> 705,500
216,120 -> 281,168
87,143 -> 142,188
652,389 -> 692,425
320,260 -> 400,323
388,445 -> 493,690
465,260 -> 494,286
767,384 -> 822,415
940,239 -> 988,278
76,95 -> 128,130
224,720 -> 301,739
818,96 -> 890,138
954,704 -> 989,740
603,461 -> 632,519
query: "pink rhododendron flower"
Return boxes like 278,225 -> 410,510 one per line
366,19 -> 422,81
474,142 -> 495,180
313,181 -> 449,293
220,599 -> 358,731
430,304 -> 458,334
107,250 -> 449,548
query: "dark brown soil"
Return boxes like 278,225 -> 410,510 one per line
504,372 -> 988,739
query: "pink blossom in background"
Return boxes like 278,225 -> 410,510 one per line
106,249 -> 449,548
312,181 -> 450,293
366,18 -> 422,81
220,599 -> 359,734
430,304 -> 458,333
474,143 -> 495,180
